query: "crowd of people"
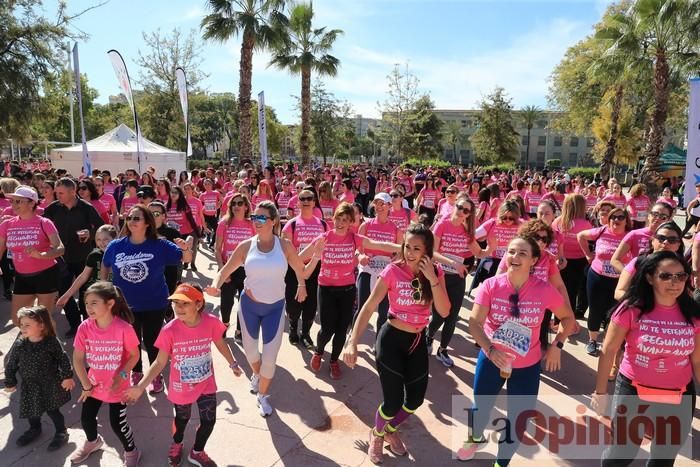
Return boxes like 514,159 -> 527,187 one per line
1,161 -> 699,467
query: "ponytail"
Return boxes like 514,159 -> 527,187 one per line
84,281 -> 135,324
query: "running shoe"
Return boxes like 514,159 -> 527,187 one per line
329,361 -> 342,380
288,332 -> 300,346
384,430 -> 407,456
257,394 -> 273,417
310,353 -> 322,372
70,435 -> 104,464
149,374 -> 165,395
122,447 -> 141,467
300,334 -> 314,350
167,442 -> 183,466
131,371 -> 143,387
368,429 -> 384,465
187,448 -> 217,467
47,431 -> 69,451
249,373 -> 260,394
436,348 -> 454,368
456,435 -> 487,461
585,340 -> 599,356
16,427 -> 41,447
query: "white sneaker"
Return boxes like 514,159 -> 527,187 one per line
249,373 -> 260,394
257,394 -> 273,417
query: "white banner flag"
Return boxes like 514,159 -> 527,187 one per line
175,67 -> 192,157
258,91 -> 269,168
72,43 -> 90,177
685,78 -> 700,205
107,49 -> 143,173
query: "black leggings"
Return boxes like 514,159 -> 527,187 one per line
428,273 -> 466,349
356,271 -> 390,333
173,393 -> 217,451
28,408 -> 65,432
204,215 -> 218,245
586,268 -> 618,333
132,308 -> 166,373
81,397 -> 135,451
220,266 -> 246,326
560,257 -> 589,315
376,323 -> 429,416
469,257 -> 501,294
286,264 -> 320,336
316,284 -> 356,361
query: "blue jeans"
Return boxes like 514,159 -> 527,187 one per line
471,351 -> 541,467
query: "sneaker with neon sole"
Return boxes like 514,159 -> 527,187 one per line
456,435 -> 487,461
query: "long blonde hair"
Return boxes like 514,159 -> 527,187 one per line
559,194 -> 587,232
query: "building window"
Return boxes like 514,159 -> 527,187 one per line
537,151 -> 545,160
537,136 -> 547,146
521,151 -> 527,160
461,120 -> 467,127
570,137 -> 579,147
569,152 -> 578,165
521,135 -> 529,145
553,136 -> 562,147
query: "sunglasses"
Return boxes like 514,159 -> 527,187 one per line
509,293 -> 520,318
446,190 -> 458,194
533,234 -> 549,243
456,205 -> 471,214
231,200 -> 245,207
126,216 -> 142,222
657,272 -> 689,282
502,216 -> 516,222
150,211 -> 163,217
610,214 -> 627,222
299,196 -> 314,202
251,214 -> 270,224
390,193 -> 402,198
650,212 -> 670,221
654,234 -> 681,245
410,278 -> 422,302
78,186 -> 88,190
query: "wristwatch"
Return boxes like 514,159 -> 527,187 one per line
119,370 -> 128,380
553,340 -> 564,349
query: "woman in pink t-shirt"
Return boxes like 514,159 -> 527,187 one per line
524,180 -> 544,218
435,184 -> 460,223
124,283 -> 242,466
343,224 -> 450,464
93,177 -> 119,227
0,186 -> 64,326
601,182 -> 627,209
468,180 -> 482,206
626,183 -> 652,229
318,181 -> 339,221
592,251 -> 700,465
460,236 -> 575,463
387,187 -> 417,231
577,207 -> 632,356
199,179 -> 222,249
306,202 -> 399,380
657,186 -> 678,210
215,193 -> 255,339
338,178 -> 355,205
168,186 -> 199,271
156,178 -> 171,204
415,177 -> 441,224
251,179 -> 274,208
274,179 -> 293,220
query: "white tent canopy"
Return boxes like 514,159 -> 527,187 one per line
50,124 -> 186,177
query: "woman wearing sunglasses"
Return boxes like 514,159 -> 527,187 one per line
428,197 -> 490,368
78,179 -> 110,225
577,207 -> 633,356
344,224 -> 449,464
101,205 -> 193,395
460,235 -> 575,464
147,201 -> 184,298
387,187 -> 417,231
318,181 -> 339,221
275,179 -> 293,221
306,202 -> 400,380
215,193 -> 255,342
435,184 -> 460,223
592,251 -> 700,466
207,201 -> 316,417
609,201 -> 674,275
415,177 -> 441,225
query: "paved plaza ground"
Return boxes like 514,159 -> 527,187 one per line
0,211 -> 698,467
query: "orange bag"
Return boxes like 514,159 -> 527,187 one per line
632,381 -> 683,405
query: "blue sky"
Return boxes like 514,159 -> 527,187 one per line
46,0 -> 612,124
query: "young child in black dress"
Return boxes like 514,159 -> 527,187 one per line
4,306 -> 75,450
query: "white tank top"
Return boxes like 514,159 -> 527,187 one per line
244,235 -> 288,303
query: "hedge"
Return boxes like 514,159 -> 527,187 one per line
567,167 -> 599,178
402,158 -> 452,169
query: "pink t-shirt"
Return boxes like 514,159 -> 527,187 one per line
315,230 -> 366,287
497,250 -> 559,282
251,193 -> 273,208
524,192 -> 543,215
547,230 -> 564,257
362,217 -> 398,258
656,196 -> 677,209
167,209 -> 196,235
89,199 -> 110,224
432,218 -> 474,263
216,219 -> 256,263
155,313 -> 226,405
74,317 -> 139,403
97,194 -> 117,219
388,207 -> 413,231
552,218 -> 592,259
186,197 -> 203,227
120,195 -> 138,215
476,218 -> 520,259
623,256 -> 639,276
612,303 -> 700,389
338,191 -> 355,205
319,199 -> 339,220
275,191 -> 292,211
199,191 -> 221,216
475,274 -> 564,368
282,215 -> 326,251
588,226 -> 629,278
627,195 -> 651,223
602,194 -> 627,209
585,195 -> 598,211
621,227 -> 652,258
419,189 -> 440,209
0,215 -> 58,274
380,262 -> 445,329
103,183 -> 117,196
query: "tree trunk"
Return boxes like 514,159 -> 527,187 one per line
238,31 -> 255,162
300,67 -> 312,167
600,84 -> 624,181
525,127 -> 531,169
641,50 -> 670,197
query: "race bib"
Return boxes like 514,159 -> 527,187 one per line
167,221 -> 181,231
491,320 -> 532,357
441,252 -> 463,275
367,255 -> 391,275
298,242 -> 310,253
494,247 -> 506,258
322,207 -> 334,218
601,261 -> 618,277
636,211 -> 647,222
424,199 -> 434,209
180,354 -> 213,384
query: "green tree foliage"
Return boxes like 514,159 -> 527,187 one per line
591,87 -> 641,167
519,105 -> 544,168
469,87 -> 520,164
251,100 -> 287,156
403,95 -> 443,159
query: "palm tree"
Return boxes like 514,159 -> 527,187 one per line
269,2 -> 342,167
201,0 -> 287,162
599,0 -> 700,192
520,105 -> 543,169
442,120 -> 467,163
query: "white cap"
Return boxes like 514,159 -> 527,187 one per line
6,186 -> 38,203
373,192 -> 391,203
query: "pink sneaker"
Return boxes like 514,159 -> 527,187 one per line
70,435 -> 104,463
384,430 -> 407,456
368,429 -> 384,465
456,435 -> 487,461
187,448 -> 217,467
149,374 -> 164,395
167,442 -> 183,466
122,448 -> 141,467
